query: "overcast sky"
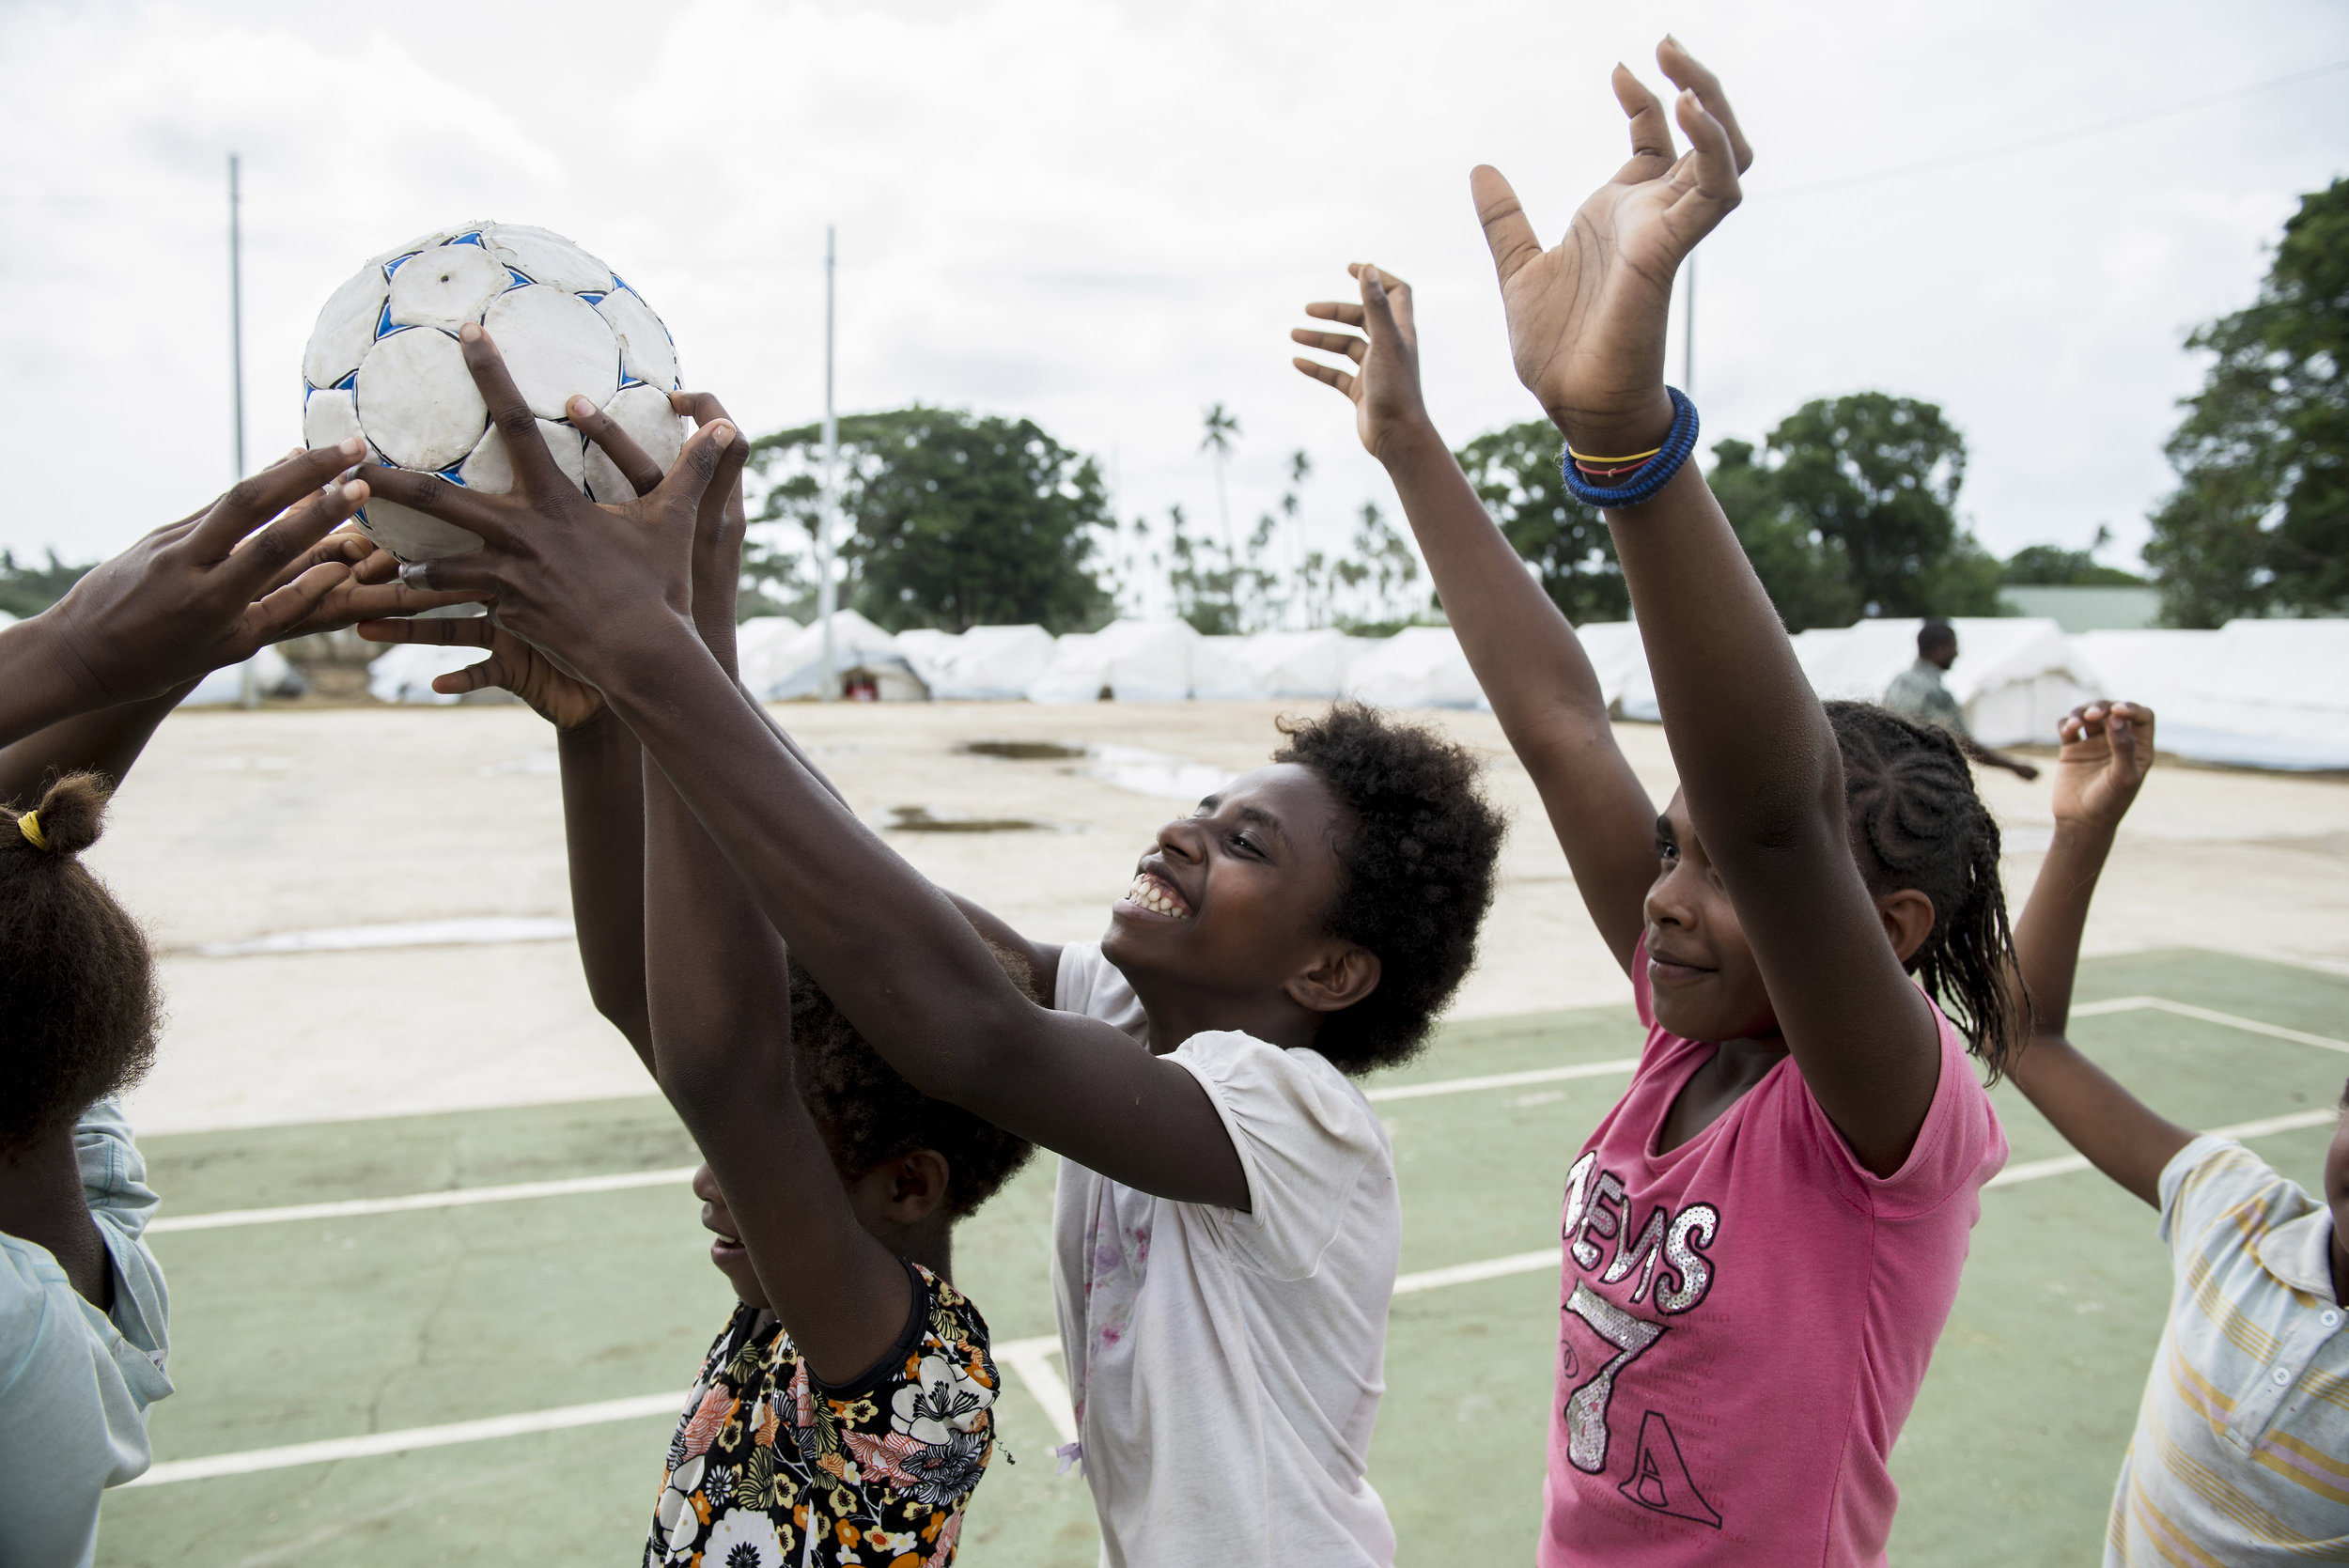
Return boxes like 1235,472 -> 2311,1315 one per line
3,0 -> 2344,593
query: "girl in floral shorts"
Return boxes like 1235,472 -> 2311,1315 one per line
647,959 -> 1038,1567
358,394 -> 1035,1566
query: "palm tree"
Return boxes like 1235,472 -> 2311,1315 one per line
1200,403 -> 1241,559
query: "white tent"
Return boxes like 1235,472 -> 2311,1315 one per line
2076,620 -> 2349,770
755,611 -> 928,702
1342,627 -> 1489,711
364,642 -> 480,706
917,624 -> 1059,700
1572,622 -> 1651,716
733,615 -> 805,698
1786,617 -> 2098,746
1190,636 -> 1262,701
892,628 -> 959,691
1027,619 -> 1198,704
189,645 -> 306,706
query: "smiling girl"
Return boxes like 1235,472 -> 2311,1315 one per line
366,349 -> 1508,1568
1294,40 -> 2015,1566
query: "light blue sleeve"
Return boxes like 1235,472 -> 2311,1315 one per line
0,1242 -> 160,1568
72,1097 -> 169,1367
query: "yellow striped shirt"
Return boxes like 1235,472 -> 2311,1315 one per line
2108,1137 -> 2349,1564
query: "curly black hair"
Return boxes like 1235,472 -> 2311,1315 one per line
0,773 -> 161,1157
790,948 -> 1035,1220
1827,701 -> 2029,1079
1272,704 -> 1506,1074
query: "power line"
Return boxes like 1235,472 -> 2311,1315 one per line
1755,57 -> 2349,202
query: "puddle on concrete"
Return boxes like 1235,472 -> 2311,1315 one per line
957,739 -> 1235,803
885,805 -> 1058,834
957,740 -> 1089,761
1081,745 -> 1236,803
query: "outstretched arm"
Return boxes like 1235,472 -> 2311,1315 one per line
367,337 -> 1241,1206
1478,41 -> 1944,1176
0,527 -> 474,807
1293,266 -> 1657,969
594,396 -> 915,1379
0,444 -> 376,750
1960,734 -> 2041,783
2007,703 -> 2186,1207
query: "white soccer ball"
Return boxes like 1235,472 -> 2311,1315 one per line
301,222 -> 686,562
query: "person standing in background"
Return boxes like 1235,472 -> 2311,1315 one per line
1883,621 -> 2042,780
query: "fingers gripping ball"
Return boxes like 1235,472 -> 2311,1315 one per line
300,223 -> 689,563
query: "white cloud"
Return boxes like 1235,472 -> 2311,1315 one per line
1,0 -> 2344,582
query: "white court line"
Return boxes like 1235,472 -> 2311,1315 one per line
1364,1060 -> 1640,1102
128,1099 -> 2339,1486
992,1335 -> 1079,1447
148,1168 -> 700,1234
2074,995 -> 2349,1056
142,994 -> 2346,1235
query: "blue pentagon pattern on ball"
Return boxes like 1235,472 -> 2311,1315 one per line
301,223 -> 688,563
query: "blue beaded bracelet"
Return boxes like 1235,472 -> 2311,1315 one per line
1558,386 -> 1700,510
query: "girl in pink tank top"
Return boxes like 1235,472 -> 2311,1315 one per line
1288,38 -> 2019,1567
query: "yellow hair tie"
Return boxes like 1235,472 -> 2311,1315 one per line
1566,443 -> 1664,465
17,811 -> 47,851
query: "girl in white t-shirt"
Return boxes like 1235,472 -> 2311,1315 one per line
371,363 -> 1512,1566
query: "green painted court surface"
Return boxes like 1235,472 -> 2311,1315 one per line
98,950 -> 2348,1565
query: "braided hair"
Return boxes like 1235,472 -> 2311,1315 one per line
1825,702 -> 2028,1079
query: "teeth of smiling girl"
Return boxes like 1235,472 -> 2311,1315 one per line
1126,874 -> 1188,918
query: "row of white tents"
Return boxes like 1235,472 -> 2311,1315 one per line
305,607 -> 2349,772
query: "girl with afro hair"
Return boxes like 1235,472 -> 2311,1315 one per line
362,342 -> 1511,1565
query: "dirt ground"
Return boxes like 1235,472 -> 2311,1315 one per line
101,699 -> 2349,1136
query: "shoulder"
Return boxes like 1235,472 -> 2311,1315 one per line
1052,943 -> 1145,1039
1800,999 -> 2005,1215
1171,1032 -> 1382,1149
2159,1136 -> 2296,1250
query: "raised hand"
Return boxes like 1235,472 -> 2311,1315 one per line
1472,38 -> 1751,454
354,613 -> 604,729
265,526 -> 485,642
33,442 -> 373,706
2049,701 -> 2156,834
1291,265 -> 1433,464
357,324 -> 745,691
567,390 -> 749,661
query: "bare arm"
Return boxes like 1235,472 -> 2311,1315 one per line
368,359 -> 1233,1202
0,446 -> 375,749
2007,703 -> 2186,1207
1293,267 -> 1657,968
1476,44 -> 1941,1175
622,416 -> 912,1379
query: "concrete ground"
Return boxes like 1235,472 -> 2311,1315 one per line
71,697 -> 2349,1564
99,699 -> 2349,1136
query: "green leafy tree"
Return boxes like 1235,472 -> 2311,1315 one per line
1453,418 -> 1626,622
1706,439 -> 1860,631
2144,179 -> 2349,626
2003,525 -> 2144,586
0,550 -> 95,620
748,407 -> 1112,634
1766,393 -> 2002,618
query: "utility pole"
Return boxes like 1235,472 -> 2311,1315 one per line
1681,251 -> 1696,398
228,152 -> 246,480
230,153 -> 257,710
818,225 -> 838,702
